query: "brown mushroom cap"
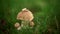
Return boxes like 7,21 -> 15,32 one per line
29,21 -> 35,27
17,8 -> 34,21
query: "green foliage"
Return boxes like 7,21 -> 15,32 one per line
0,0 -> 60,34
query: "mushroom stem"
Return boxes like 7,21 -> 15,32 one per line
21,20 -> 30,29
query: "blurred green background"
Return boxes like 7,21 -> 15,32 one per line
0,0 -> 60,34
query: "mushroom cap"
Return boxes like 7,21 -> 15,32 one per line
29,21 -> 35,27
17,8 -> 34,21
14,22 -> 20,28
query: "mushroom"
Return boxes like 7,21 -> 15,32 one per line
29,21 -> 35,27
17,8 -> 34,21
17,8 -> 34,28
14,22 -> 21,30
14,22 -> 20,28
